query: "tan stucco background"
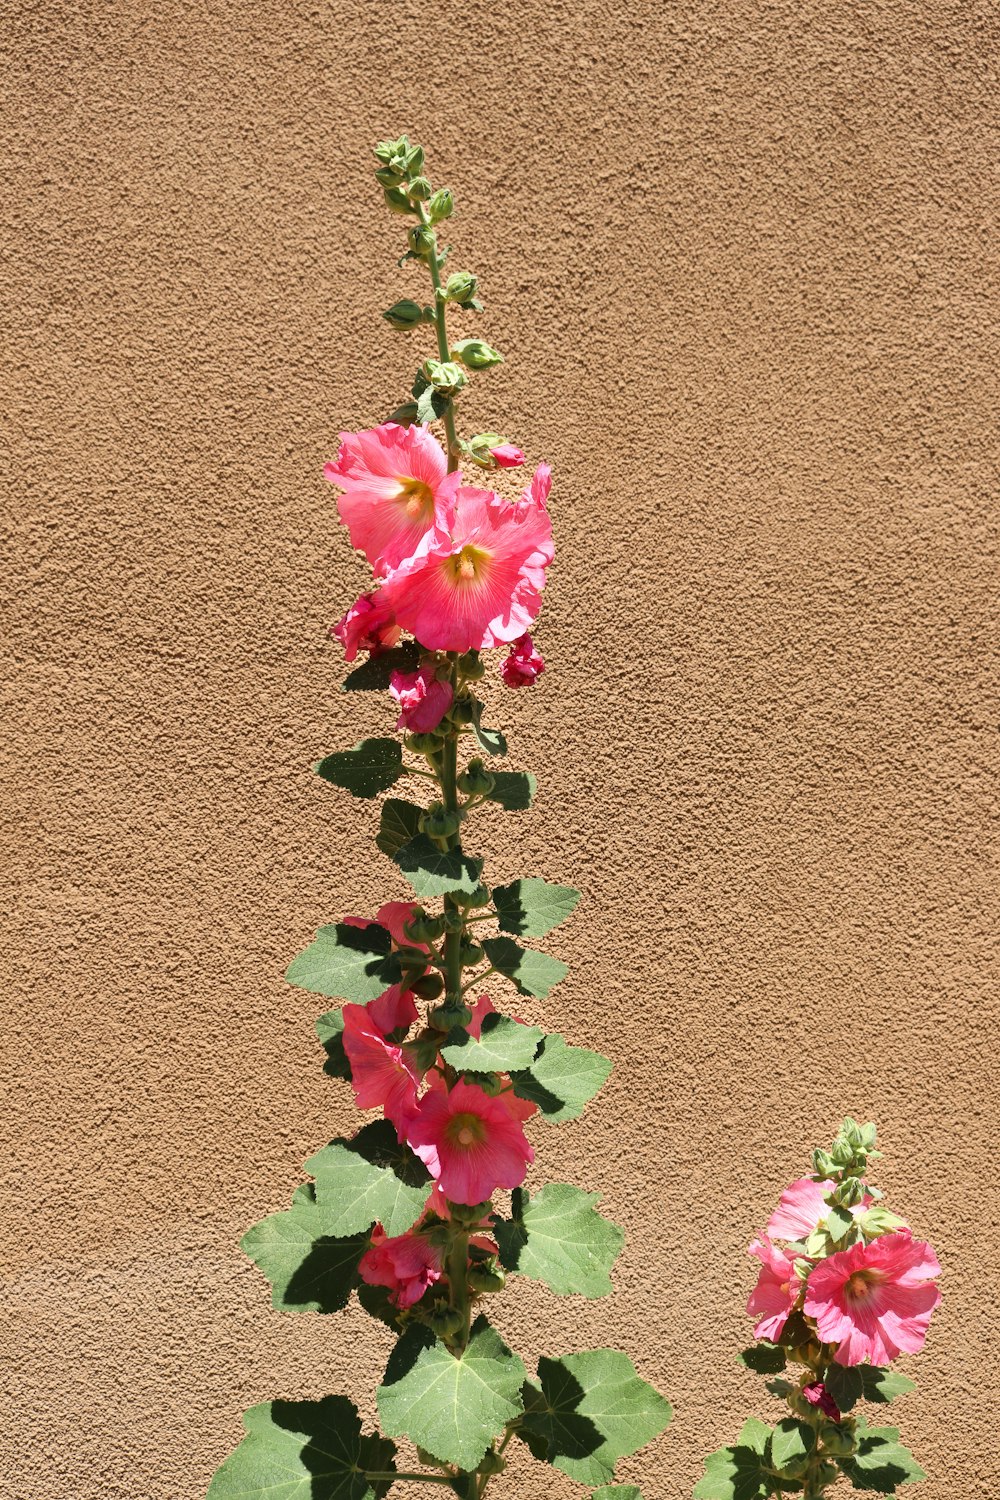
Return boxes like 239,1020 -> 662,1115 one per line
3,1 -> 997,1496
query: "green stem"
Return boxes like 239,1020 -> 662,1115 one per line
446,1224 -> 472,1350
365,1474 -> 453,1486
417,203 -> 460,469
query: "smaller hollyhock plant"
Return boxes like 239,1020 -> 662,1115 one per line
696,1119 -> 941,1500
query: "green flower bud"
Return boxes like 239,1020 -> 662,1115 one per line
382,299 -> 426,330
429,1001 -> 473,1030
452,883 -> 492,911
833,1176 -> 866,1207
427,1304 -> 464,1338
383,186 -> 413,215
457,648 -> 486,679
448,696 -> 477,724
442,270 -> 478,303
812,1149 -> 835,1177
373,136 -> 406,165
446,1197 -> 492,1226
451,338 -> 503,370
409,972 -> 445,1002
457,759 -> 495,798
442,908 -> 466,933
427,187 -> 454,223
403,1033 -> 444,1071
405,731 -> 444,753
374,166 -> 405,188
470,1072 -> 503,1097
816,1461 -> 840,1486
407,175 -> 432,201
459,938 -> 485,968
422,358 -> 467,393
466,432 -> 506,469
402,143 -> 425,175
819,1422 -> 856,1457
420,805 -> 464,840
407,224 -> 436,261
468,1263 -> 506,1295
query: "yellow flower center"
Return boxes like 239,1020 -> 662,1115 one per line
446,544 -> 490,587
447,1112 -> 486,1150
845,1269 -> 883,1302
396,476 -> 435,522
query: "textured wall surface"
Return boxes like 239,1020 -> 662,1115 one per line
3,1 -> 997,1496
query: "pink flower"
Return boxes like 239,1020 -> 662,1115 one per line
501,633 -> 545,688
389,666 -> 454,732
747,1236 -> 803,1341
376,901 -> 429,953
332,592 -> 401,661
367,982 -> 418,1035
325,423 -> 460,576
802,1381 -> 842,1422
767,1178 -> 834,1241
490,443 -> 525,468
359,1227 -> 444,1309
405,1078 -> 535,1205
804,1231 -> 941,1366
341,1002 -> 420,1134
376,486 -> 554,653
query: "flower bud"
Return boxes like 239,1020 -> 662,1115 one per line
402,143 -> 425,175
812,1149 -> 835,1176
819,1423 -> 856,1457
471,1072 -> 504,1097
382,299 -> 426,330
457,649 -> 486,680
448,696 -> 477,724
374,166 -> 405,188
446,1197 -> 492,1226
429,1001 -> 473,1030
443,270 -> 478,303
833,1175 -> 866,1207
407,175 -> 432,202
383,186 -> 413,215
457,759 -> 495,798
407,225 -> 436,261
442,908 -> 466,933
468,1262 -> 506,1294
405,731 -> 444,754
422,359 -> 467,393
403,1033 -> 444,1071
373,136 -> 406,165
427,1304 -> 464,1338
451,338 -> 503,370
420,805 -> 464,840
403,911 -> 446,945
459,938 -> 485,968
452,883 -> 491,911
427,187 -> 453,223
409,972 -> 445,1002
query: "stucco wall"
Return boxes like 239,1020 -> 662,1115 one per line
3,1 -> 997,1496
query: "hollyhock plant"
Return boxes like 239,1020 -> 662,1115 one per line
208,137 -> 671,1500
697,1119 -> 941,1500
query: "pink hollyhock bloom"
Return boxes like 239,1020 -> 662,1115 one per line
389,665 -> 454,732
746,1236 -> 803,1341
376,486 -> 554,653
767,1177 -> 835,1241
359,1227 -> 443,1309
501,633 -> 545,688
802,1381 -> 842,1422
325,423 -> 460,576
405,1078 -> 535,1205
490,443 -> 525,468
804,1230 -> 941,1366
341,1002 -> 420,1134
367,983 -> 418,1035
331,592 -> 402,661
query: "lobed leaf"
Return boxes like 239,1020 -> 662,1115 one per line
206,1395 -> 396,1500
315,1008 -> 351,1081
306,1120 -> 431,1238
737,1343 -> 787,1376
393,833 -> 484,898
240,1184 -> 370,1315
518,1348 -> 672,1485
510,1034 -> 613,1122
377,1316 -> 526,1471
486,771 -> 537,811
286,923 -> 401,1004
839,1420 -> 926,1492
316,738 -> 402,798
482,936 -> 568,998
824,1363 -> 917,1413
440,1013 -> 544,1074
491,877 -> 582,938
769,1418 -> 814,1471
375,798 -> 423,857
693,1441 -> 777,1500
493,1183 -> 624,1298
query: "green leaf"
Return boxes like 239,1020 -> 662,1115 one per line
737,1420 -> 772,1455
306,1120 -> 431,1237
825,1203 -> 856,1243
473,722 -> 507,756
440,1013 -> 544,1074
769,1418 -> 814,1471
737,1343 -> 787,1375
493,1183 -> 624,1297
376,798 -> 424,857
240,1185 -> 370,1314
491,877 -> 582,938
315,1008 -> 351,1081
693,1442 -> 774,1500
482,936 -> 568,998
377,1316 -> 526,1471
316,738 -> 403,798
840,1420 -> 926,1492
510,1034 -> 613,1122
342,643 -> 420,692
824,1365 -> 917,1415
486,771 -> 536,811
286,923 -> 401,1003
592,1490 -> 642,1500
518,1348 -> 671,1485
393,834 -> 484,898
206,1395 -> 396,1500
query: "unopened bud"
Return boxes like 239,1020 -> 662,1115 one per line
427,1304 -> 464,1338
420,805 -> 464,840
382,299 -> 426,330
457,758 -> 495,798
468,1263 -> 506,1294
422,358 -> 467,393
427,187 -> 454,223
459,938 -> 485,967
405,731 -> 444,754
451,338 -> 503,370
407,225 -> 436,260
374,166 -> 405,188
448,697 -> 477,724
457,649 -> 486,679
429,1001 -> 473,1030
409,972 -> 445,1002
383,186 -> 413,215
452,882 -> 491,911
443,270 -> 478,303
407,175 -> 432,201
396,945 -> 429,974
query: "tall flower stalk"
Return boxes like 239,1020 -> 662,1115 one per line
696,1120 -> 941,1500
207,137 -> 671,1500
